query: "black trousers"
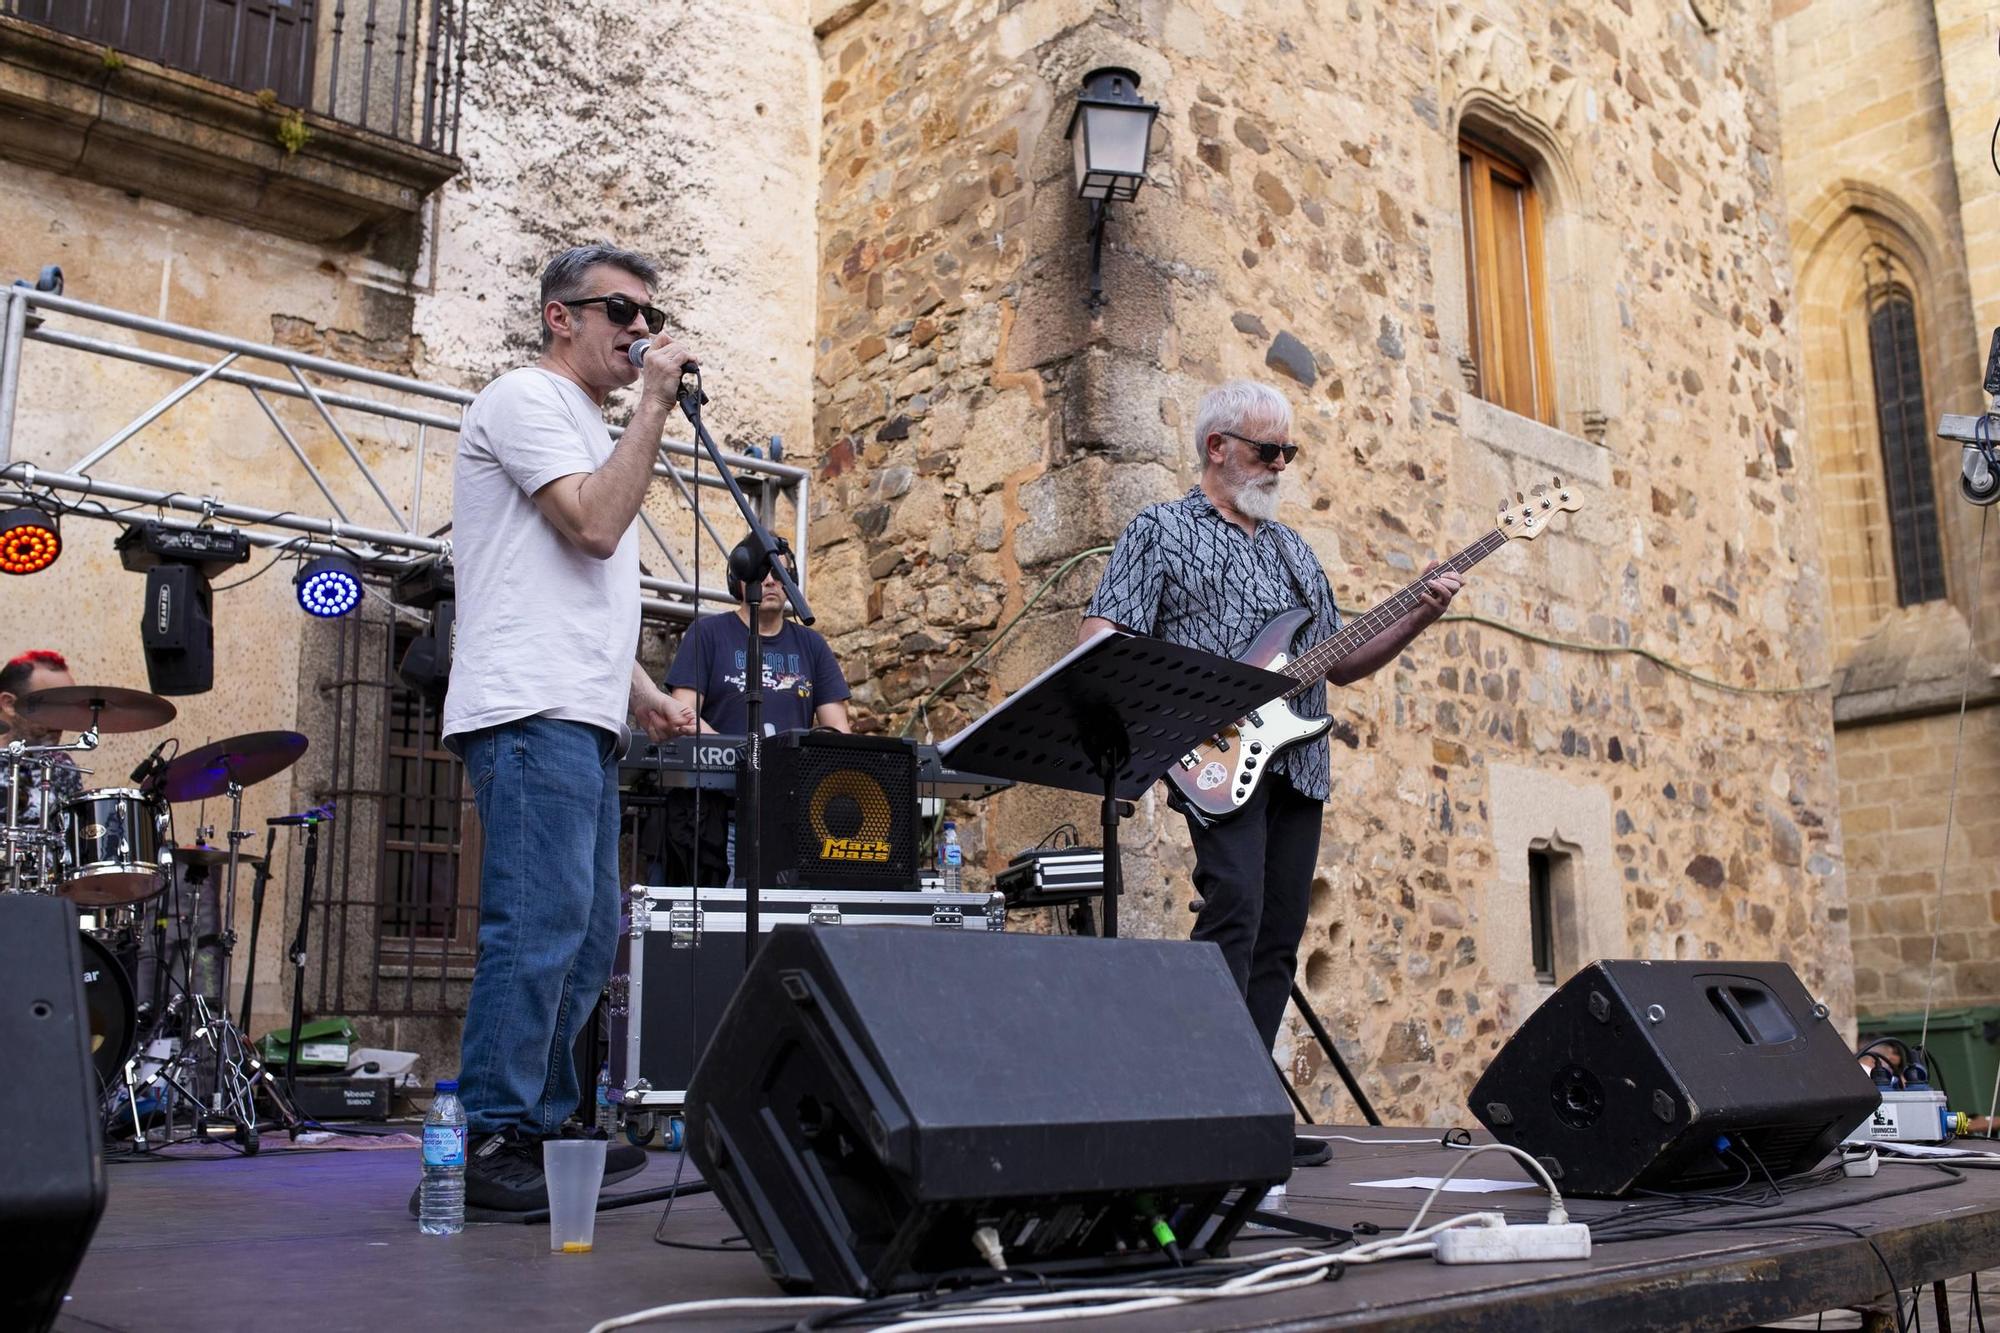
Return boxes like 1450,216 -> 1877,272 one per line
1183,772 -> 1323,1051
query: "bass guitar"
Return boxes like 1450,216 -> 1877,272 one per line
1166,478 -> 1581,820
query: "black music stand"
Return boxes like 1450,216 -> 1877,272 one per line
936,631 -> 1291,936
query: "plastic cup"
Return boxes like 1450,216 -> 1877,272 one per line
543,1139 -> 608,1253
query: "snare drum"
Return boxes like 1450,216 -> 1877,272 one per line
62,787 -> 170,906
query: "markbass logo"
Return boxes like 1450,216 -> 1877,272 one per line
821,837 -> 891,863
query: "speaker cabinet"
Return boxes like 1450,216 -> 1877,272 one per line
139,563 -> 214,695
685,927 -> 1293,1295
1,895 -> 108,1331
754,730 -> 918,891
1468,960 -> 1878,1197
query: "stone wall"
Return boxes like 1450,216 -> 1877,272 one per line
807,0 -> 1853,1123
1776,0 -> 2000,1020
1838,704 -> 2000,1016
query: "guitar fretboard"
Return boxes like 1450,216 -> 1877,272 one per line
1279,527 -> 1510,699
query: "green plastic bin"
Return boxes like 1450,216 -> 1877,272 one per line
1856,1006 -> 2000,1112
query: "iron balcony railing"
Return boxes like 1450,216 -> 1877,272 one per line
4,0 -> 468,154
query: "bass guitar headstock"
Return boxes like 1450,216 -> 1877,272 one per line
1498,477 -> 1582,542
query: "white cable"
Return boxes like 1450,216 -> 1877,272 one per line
586,1295 -> 858,1333
1402,1142 -> 1565,1235
874,1216 -> 1505,1333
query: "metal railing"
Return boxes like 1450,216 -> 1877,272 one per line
3,0 -> 471,154
0,282 -> 811,625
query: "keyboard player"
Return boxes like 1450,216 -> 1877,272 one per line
661,534 -> 852,880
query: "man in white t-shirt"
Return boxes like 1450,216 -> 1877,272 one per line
436,244 -> 697,1215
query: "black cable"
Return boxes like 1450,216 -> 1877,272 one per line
210,542 -> 301,593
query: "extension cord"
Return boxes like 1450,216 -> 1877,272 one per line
1434,1222 -> 1592,1264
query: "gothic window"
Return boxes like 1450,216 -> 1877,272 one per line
1460,136 -> 1558,426
1866,287 -> 1946,606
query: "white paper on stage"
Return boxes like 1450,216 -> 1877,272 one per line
1353,1176 -> 1541,1194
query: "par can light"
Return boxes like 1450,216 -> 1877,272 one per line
295,554 -> 363,618
0,503 -> 61,575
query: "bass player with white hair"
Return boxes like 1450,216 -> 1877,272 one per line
1078,377 -> 1462,1168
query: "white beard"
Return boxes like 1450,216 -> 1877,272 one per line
1234,474 -> 1283,521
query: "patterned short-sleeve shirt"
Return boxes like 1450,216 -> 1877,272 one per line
1084,486 -> 1343,801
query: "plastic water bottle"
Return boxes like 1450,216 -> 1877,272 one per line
938,820 -> 963,893
595,1061 -> 613,1133
420,1079 -> 466,1236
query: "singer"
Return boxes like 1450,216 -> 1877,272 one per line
434,244 -> 698,1216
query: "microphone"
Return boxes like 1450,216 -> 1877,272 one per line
130,739 -> 170,786
627,338 -> 697,370
628,340 -> 708,404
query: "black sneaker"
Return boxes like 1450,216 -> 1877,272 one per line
405,1127 -> 547,1218
463,1128 -> 548,1212
1292,1135 -> 1333,1168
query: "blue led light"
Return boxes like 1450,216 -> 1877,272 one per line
295,556 -> 362,618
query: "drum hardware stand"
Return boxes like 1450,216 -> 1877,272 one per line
274,809 -> 329,1103
237,827 -> 278,1033
2,732 -> 93,892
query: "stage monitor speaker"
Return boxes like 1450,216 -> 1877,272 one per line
754,730 -> 919,891
1468,959 -> 1878,1197
1,895 -> 109,1332
139,563 -> 215,695
685,926 -> 1292,1296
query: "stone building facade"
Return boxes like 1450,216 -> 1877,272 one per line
1775,0 -> 2000,1027
806,0 -> 1851,1123
1,0 -> 1861,1126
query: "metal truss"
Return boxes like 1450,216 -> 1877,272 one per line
0,282 -> 809,624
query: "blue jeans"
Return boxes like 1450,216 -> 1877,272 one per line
453,716 -> 621,1136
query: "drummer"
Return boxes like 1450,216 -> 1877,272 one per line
0,649 -> 83,819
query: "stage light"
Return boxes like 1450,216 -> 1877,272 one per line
1062,67 -> 1159,309
295,555 -> 363,618
0,502 -> 61,575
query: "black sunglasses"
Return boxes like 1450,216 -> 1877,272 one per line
1221,431 -> 1299,464
564,294 -> 667,335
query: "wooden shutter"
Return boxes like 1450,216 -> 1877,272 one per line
1460,138 -> 1558,426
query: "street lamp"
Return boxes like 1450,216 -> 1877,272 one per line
1063,67 -> 1160,308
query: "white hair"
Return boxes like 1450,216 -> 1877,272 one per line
1191,379 -> 1293,467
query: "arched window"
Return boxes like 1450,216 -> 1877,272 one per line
1865,281 -> 1945,605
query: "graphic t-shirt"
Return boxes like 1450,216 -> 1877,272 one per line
664,613 -> 850,736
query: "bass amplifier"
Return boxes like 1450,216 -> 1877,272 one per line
608,884 -> 1004,1111
754,730 -> 919,891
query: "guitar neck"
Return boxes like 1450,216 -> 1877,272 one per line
1280,527 -> 1509,695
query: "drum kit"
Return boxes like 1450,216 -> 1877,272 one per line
2,683 -> 313,1152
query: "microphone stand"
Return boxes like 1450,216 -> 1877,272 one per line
674,368 -> 814,971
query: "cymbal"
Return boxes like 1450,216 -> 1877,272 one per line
161,731 -> 309,803
170,844 -> 266,869
15,685 -> 177,734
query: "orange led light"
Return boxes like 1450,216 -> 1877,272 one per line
0,508 -> 61,575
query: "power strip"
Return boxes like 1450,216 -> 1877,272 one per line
1435,1223 -> 1592,1264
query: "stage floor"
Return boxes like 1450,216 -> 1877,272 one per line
53,1126 -> 2000,1332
